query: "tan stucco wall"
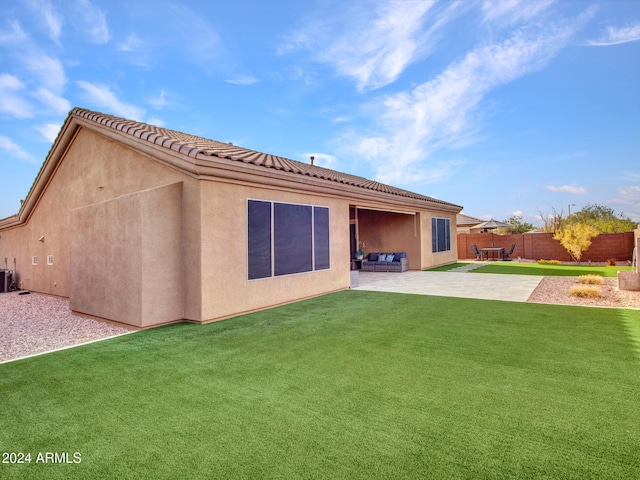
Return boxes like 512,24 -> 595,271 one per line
198,182 -> 351,322
71,182 -> 184,327
0,127 -> 203,321
420,211 -> 458,268
0,122 -> 461,326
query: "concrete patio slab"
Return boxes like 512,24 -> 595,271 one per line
353,271 -> 543,302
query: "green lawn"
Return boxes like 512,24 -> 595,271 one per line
1,291 -> 639,479
472,262 -> 632,277
423,262 -> 471,272
425,262 -> 632,277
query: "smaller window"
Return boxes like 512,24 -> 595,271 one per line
32,256 -> 38,265
47,255 -> 54,266
431,217 -> 451,253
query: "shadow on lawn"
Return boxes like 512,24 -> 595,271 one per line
621,312 -> 640,362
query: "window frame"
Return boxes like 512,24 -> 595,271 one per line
247,199 -> 330,280
431,217 -> 451,253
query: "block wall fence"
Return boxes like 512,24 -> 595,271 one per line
457,231 -> 635,263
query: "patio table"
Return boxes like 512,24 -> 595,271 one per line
481,247 -> 505,261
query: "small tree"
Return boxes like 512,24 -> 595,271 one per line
568,204 -> 637,233
502,214 -> 535,234
553,223 -> 599,263
537,207 -> 565,233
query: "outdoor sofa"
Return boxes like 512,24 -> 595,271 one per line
361,252 -> 408,272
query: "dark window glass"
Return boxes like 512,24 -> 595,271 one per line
274,203 -> 313,276
247,200 -> 272,279
314,207 -> 330,270
432,217 -> 451,253
431,218 -> 437,252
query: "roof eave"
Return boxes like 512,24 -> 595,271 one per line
2,113 -> 80,228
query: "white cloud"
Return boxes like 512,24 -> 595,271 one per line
613,185 -> 640,205
281,1 -> 460,91
35,122 -> 62,142
145,117 -> 166,128
588,22 -> 640,46
0,20 -> 69,114
611,185 -> 640,221
148,90 -> 168,108
345,17 -> 587,184
34,0 -> 63,42
225,76 -> 259,86
23,53 -> 66,93
0,74 -> 33,118
0,73 -> 25,91
76,81 -> 145,120
482,0 -> 556,26
0,135 -> 36,163
115,5 -> 224,71
546,185 -> 587,194
75,0 -> 110,44
0,20 -> 27,44
322,1 -> 435,91
33,88 -> 70,114
118,33 -> 141,53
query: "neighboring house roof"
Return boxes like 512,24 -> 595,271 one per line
457,213 -> 484,227
1,108 -> 461,227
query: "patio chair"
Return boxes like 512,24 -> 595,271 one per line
502,243 -> 516,261
471,244 -> 482,260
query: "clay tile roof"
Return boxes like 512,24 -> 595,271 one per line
70,107 -> 460,208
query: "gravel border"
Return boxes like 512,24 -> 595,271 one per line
0,292 -> 135,363
527,276 -> 640,309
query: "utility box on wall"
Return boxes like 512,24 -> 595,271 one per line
0,269 -> 12,293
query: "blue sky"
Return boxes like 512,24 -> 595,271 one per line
1,0 -> 639,224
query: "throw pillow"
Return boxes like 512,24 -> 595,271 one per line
385,254 -> 395,262
377,254 -> 386,262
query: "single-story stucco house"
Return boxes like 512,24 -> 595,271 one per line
0,108 -> 462,327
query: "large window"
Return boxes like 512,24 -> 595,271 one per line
431,217 -> 451,253
248,200 -> 330,279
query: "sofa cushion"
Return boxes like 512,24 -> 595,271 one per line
385,254 -> 395,262
368,252 -> 379,261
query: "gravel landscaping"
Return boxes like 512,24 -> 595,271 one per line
527,276 -> 640,309
0,292 -> 134,363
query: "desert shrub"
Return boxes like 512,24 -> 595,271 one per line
577,275 -> 605,285
537,259 -> 561,265
569,285 -> 603,298
553,223 -> 599,263
606,258 -> 617,266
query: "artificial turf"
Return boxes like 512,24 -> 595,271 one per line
425,262 -> 631,277
1,291 -> 639,479
471,262 -> 631,277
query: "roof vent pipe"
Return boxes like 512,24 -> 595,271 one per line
310,156 -> 315,166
